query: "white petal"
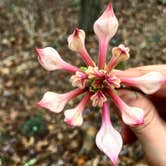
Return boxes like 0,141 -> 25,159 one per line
96,125 -> 122,166
64,108 -> 83,126
36,47 -> 64,71
96,103 -> 122,166
93,3 -> 118,41
136,72 -> 165,94
121,106 -> 144,127
119,72 -> 166,94
37,92 -> 67,113
67,28 -> 85,52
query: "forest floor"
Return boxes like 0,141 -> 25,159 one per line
0,0 -> 166,165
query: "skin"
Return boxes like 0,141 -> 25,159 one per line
114,65 -> 166,166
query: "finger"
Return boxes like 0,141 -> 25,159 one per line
135,65 -> 166,73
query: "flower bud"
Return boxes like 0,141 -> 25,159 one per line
109,90 -> 144,127
68,28 -> 95,66
96,102 -> 122,166
93,3 -> 118,42
37,88 -> 84,113
36,47 -> 79,72
64,93 -> 91,126
68,28 -> 85,52
107,44 -> 130,71
119,71 -> 165,94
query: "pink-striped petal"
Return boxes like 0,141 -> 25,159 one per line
119,71 -> 166,94
36,47 -> 79,72
94,3 -> 118,69
93,3 -> 118,43
68,28 -> 95,66
64,92 -> 91,126
37,88 -> 85,113
109,90 -> 144,127
107,44 -> 130,71
96,102 -> 122,166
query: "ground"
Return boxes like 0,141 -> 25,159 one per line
0,0 -> 166,165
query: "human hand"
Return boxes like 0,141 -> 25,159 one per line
114,65 -> 166,165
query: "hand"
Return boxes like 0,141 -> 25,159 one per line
114,65 -> 166,165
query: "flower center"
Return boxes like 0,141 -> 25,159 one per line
86,67 -> 121,92
70,66 -> 121,93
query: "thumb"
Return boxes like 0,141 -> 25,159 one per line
118,89 -> 166,165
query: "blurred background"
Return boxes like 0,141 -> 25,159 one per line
0,0 -> 166,165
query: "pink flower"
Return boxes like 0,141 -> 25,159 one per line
64,92 -> 91,126
93,3 -> 118,69
68,28 -> 95,66
109,90 -> 144,127
37,88 -> 85,113
36,47 -> 79,72
118,71 -> 166,94
36,3 -> 166,165
107,44 -> 130,71
96,102 -> 122,166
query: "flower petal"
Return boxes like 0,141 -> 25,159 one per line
107,44 -> 130,71
70,71 -> 88,89
119,71 -> 166,94
36,47 -> 79,72
93,3 -> 118,42
109,90 -> 144,126
64,92 -> 91,126
90,90 -> 107,107
68,28 -> 95,66
37,91 -> 67,113
94,3 -> 118,69
96,102 -> 122,166
37,88 -> 85,113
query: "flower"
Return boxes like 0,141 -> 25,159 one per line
68,28 -> 95,66
36,47 -> 79,72
36,3 -> 166,166
96,102 -> 122,166
37,88 -> 85,113
93,3 -> 118,69
117,71 -> 166,94
64,92 -> 91,126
